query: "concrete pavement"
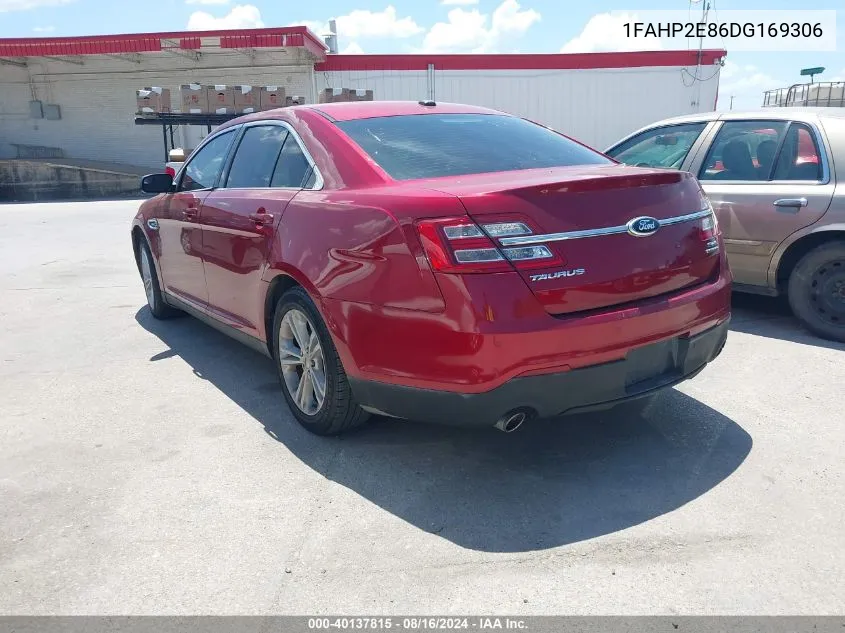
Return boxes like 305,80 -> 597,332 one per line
1,200 -> 843,614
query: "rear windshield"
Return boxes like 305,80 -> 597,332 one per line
335,114 -> 612,181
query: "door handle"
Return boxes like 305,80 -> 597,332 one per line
773,198 -> 808,210
249,211 -> 275,225
183,207 -> 199,221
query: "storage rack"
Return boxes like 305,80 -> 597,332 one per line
134,113 -> 242,163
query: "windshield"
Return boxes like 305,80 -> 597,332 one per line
336,113 -> 612,181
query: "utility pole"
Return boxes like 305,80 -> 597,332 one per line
729,95 -> 735,110
692,0 -> 709,109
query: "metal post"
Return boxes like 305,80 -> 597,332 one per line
169,125 -> 175,150
162,125 -> 168,163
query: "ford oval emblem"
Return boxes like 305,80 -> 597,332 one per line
626,216 -> 661,237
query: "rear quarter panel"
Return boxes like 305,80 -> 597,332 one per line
768,115 -> 845,288
262,185 -> 470,375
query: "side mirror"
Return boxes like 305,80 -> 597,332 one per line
141,173 -> 174,194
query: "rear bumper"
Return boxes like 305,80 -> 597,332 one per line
349,319 -> 729,427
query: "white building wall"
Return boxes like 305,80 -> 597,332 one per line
0,49 -> 317,169
320,65 -> 720,150
1,54 -> 720,169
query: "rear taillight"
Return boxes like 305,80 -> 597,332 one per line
416,217 -> 562,274
698,196 -> 719,255
165,166 -> 176,178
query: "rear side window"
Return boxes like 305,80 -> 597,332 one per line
271,136 -> 314,188
336,114 -> 611,181
226,126 -> 288,188
180,129 -> 236,191
606,122 -> 707,169
772,124 -> 823,181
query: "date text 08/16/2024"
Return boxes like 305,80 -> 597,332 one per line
307,617 -> 528,630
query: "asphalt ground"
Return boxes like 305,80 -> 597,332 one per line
1,200 -> 843,614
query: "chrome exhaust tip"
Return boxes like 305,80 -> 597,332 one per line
494,411 -> 526,433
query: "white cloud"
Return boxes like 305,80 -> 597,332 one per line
187,4 -> 263,29
421,0 -> 540,53
295,6 -> 422,42
561,12 -> 660,53
298,20 -> 330,36
423,8 -> 487,52
718,60 -> 783,111
339,6 -> 422,38
441,0 -> 479,5
342,41 -> 365,54
0,0 -> 73,12
186,0 -> 229,5
32,25 -> 55,32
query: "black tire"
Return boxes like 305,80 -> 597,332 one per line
138,238 -> 180,319
787,241 -> 845,343
272,286 -> 370,435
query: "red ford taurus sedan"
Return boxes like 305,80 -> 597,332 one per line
132,101 -> 731,435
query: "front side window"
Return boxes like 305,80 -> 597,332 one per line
179,129 -> 236,192
606,122 -> 707,169
698,120 -> 788,181
336,114 -> 611,181
226,126 -> 289,189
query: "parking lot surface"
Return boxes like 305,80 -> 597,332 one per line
1,200 -> 844,615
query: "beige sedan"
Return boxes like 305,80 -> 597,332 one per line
606,108 -> 845,343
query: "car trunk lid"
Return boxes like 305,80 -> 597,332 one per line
421,165 -> 719,315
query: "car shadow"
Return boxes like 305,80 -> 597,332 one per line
729,292 -> 845,351
136,307 -> 752,553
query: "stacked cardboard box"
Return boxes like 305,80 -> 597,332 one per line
140,84 -> 315,114
207,85 -> 236,114
319,88 -> 349,103
259,86 -> 285,111
234,85 -> 259,114
347,89 -> 374,102
319,88 -> 374,103
180,84 -> 208,114
136,87 -> 171,114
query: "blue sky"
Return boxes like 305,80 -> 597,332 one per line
0,0 -> 842,110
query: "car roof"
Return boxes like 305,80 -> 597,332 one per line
642,107 -> 845,127
214,100 -> 508,140
606,107 -> 845,151
302,100 -> 505,122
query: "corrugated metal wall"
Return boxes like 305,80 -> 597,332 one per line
0,50 -> 316,169
318,65 -> 720,150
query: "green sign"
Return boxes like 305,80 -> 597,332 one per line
800,67 -> 825,76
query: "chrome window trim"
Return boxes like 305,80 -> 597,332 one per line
224,119 -> 324,191
498,209 -> 712,247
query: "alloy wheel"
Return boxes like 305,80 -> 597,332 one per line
278,308 -> 327,415
140,247 -> 156,309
